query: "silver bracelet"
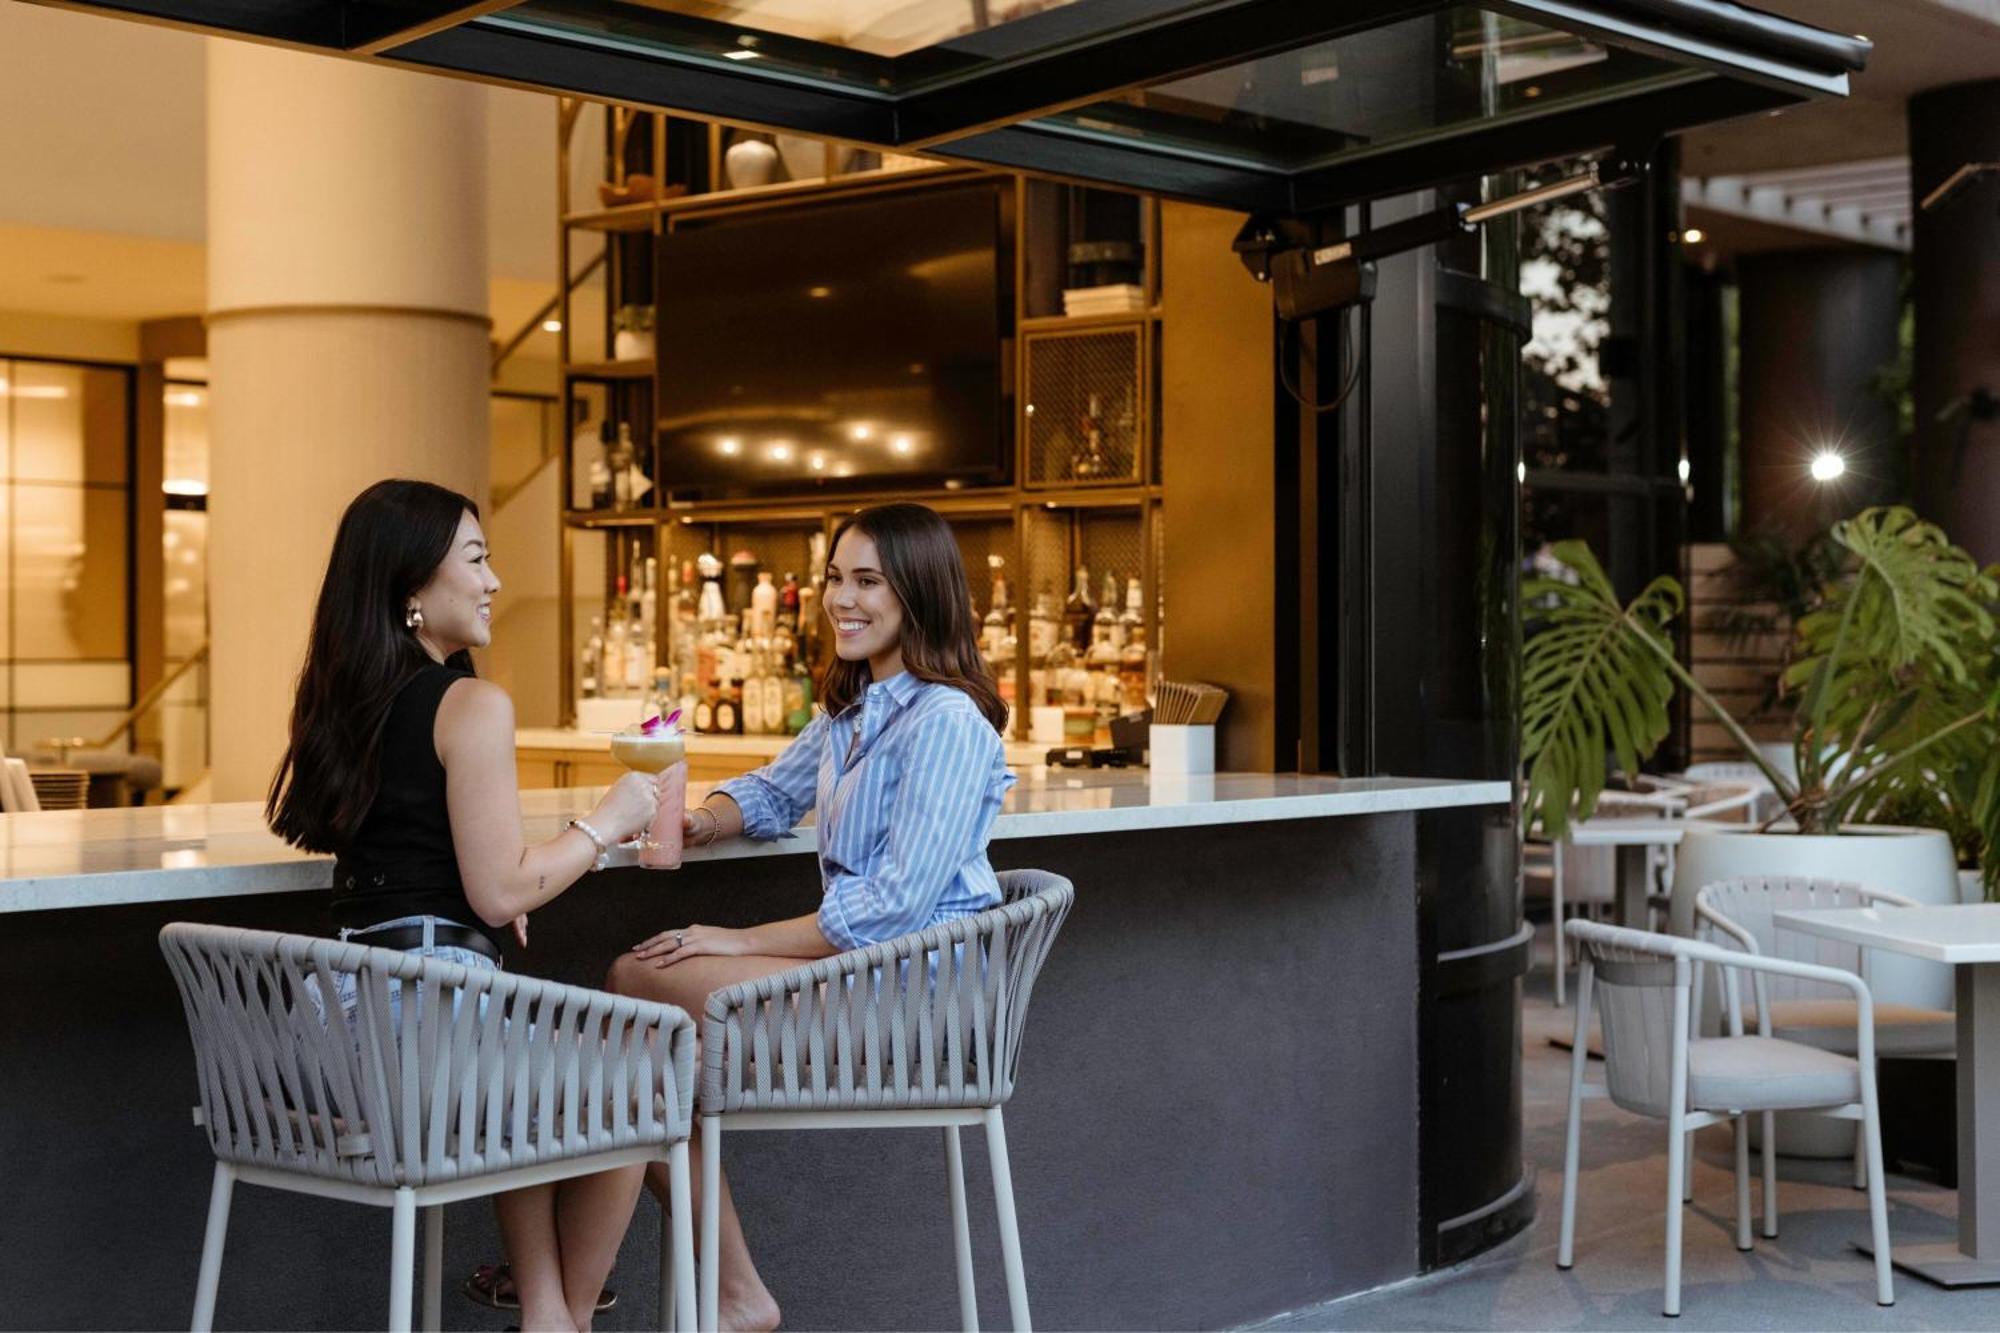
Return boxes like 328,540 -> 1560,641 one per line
568,818 -> 611,872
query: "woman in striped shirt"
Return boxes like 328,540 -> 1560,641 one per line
608,501 -> 1015,1331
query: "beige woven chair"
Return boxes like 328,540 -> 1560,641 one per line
1557,919 -> 1894,1316
159,923 -> 698,1333
698,869 -> 1074,1332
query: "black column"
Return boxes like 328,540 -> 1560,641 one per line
1736,249 -> 1901,543
1911,80 -> 2000,560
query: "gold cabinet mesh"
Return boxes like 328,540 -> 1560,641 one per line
1020,505 -> 1145,624
1022,323 -> 1146,487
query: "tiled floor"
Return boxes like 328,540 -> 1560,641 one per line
1254,952 -> 1995,1332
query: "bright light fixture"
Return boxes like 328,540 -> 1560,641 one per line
890,434 -> 914,454
163,479 -> 209,497
723,49 -> 761,60
810,453 -> 826,471
717,437 -> 741,456
1677,457 -> 1691,483
768,441 -> 794,462
849,423 -> 873,441
1682,227 -> 1705,245
542,318 -> 563,333
1515,461 -> 1526,484
165,390 -> 204,408
808,286 -> 831,299
1810,451 -> 1846,482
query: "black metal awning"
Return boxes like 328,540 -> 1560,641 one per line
39,0 -> 1868,212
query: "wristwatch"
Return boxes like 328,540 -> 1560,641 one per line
568,817 -> 611,871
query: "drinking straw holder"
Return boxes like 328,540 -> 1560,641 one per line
1149,724 -> 1215,775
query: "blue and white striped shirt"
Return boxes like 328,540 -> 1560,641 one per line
715,670 -> 1015,951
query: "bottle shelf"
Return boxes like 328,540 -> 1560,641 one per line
565,359 -> 655,380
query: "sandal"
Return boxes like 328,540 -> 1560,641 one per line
463,1262 -> 618,1313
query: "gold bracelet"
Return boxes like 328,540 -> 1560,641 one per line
695,804 -> 722,847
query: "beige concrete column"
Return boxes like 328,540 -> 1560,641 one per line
207,40 -> 490,801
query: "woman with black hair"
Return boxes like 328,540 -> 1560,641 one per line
608,501 -> 1016,1331
268,478 -> 663,1333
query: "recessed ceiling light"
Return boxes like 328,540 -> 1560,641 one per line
768,441 -> 794,462
542,318 -> 563,333
1681,227 -> 1705,244
717,437 -> 741,456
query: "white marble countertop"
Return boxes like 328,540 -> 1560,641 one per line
517,726 -> 1051,768
0,772 -> 1512,913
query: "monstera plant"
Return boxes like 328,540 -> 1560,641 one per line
1522,506 -> 2000,888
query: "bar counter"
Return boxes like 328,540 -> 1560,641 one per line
1,771 -> 1515,1331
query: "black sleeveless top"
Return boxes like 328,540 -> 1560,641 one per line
331,662 -> 507,953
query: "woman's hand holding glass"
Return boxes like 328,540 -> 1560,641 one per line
590,770 -> 663,844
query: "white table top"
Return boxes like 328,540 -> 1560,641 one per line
1775,904 -> 2000,964
0,771 -> 1512,913
1564,816 -> 1690,846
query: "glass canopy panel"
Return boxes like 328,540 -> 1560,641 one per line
491,0 -> 1160,93
1034,8 -> 1701,172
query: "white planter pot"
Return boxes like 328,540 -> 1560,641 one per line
1667,823 -> 1959,1156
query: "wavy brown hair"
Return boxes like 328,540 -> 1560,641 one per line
819,503 -> 1007,732
266,479 -> 477,853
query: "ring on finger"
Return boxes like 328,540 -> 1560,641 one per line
673,930 -> 686,948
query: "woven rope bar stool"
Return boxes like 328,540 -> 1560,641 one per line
158,923 -> 699,1333
697,869 -> 1074,1333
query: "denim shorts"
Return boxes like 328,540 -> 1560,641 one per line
313,914 -> 500,1031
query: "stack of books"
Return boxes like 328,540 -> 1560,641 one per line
1061,284 -> 1148,317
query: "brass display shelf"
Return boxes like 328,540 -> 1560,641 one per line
564,358 -> 654,380
1019,309 -> 1163,332
562,162 -> 964,232
563,509 -> 666,528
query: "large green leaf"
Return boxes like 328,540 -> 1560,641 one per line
1521,540 -> 1682,839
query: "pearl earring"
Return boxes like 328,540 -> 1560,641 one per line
406,605 -> 424,631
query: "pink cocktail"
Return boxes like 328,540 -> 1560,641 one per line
610,721 -> 687,869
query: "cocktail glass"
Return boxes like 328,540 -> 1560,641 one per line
609,725 -> 687,869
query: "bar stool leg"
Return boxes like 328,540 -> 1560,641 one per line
421,1205 -> 444,1331
944,1125 -> 980,1332
983,1108 -> 1031,1332
190,1161 -> 235,1333
389,1187 -> 417,1333
669,1139 -> 698,1333
701,1117 -> 722,1333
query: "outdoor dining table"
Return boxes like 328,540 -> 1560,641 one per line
1774,902 -> 2000,1287
1565,815 -> 1688,929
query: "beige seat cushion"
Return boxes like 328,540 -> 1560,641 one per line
1735,998 -> 1956,1057
1687,1035 -> 1860,1111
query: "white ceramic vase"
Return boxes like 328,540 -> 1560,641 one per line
725,138 -> 779,189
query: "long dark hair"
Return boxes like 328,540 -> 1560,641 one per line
819,503 -> 1007,732
267,479 -> 477,853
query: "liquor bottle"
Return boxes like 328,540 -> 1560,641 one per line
640,556 -> 658,636
1063,565 -> 1095,653
1119,576 -> 1148,712
716,674 -> 742,735
587,430 -> 613,511
604,596 -> 630,698
981,567 -> 1010,663
1091,568 -> 1122,662
619,423 -> 652,506
760,650 -> 784,737
623,610 -> 648,694
1073,393 -> 1106,480
1028,585 -> 1058,665
609,424 -> 634,510
751,571 -> 778,637
784,655 -> 812,734
741,644 -> 766,735
580,615 -> 603,699
781,571 -> 802,631
696,553 -> 727,624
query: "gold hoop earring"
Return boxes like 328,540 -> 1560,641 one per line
406,605 -> 424,631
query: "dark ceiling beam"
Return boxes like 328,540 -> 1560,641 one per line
931,121 -> 1293,213
20,0 -> 343,46
892,0 -> 1451,150
385,16 -> 898,145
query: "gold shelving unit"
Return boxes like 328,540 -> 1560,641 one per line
554,102 -> 1165,737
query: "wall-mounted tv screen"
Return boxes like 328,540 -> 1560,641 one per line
655,181 -> 1007,495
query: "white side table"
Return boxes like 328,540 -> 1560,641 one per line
1777,903 -> 2000,1287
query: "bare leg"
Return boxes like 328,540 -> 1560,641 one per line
495,1185 -> 578,1333
557,1165 -> 649,1332
610,952 -> 802,1333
